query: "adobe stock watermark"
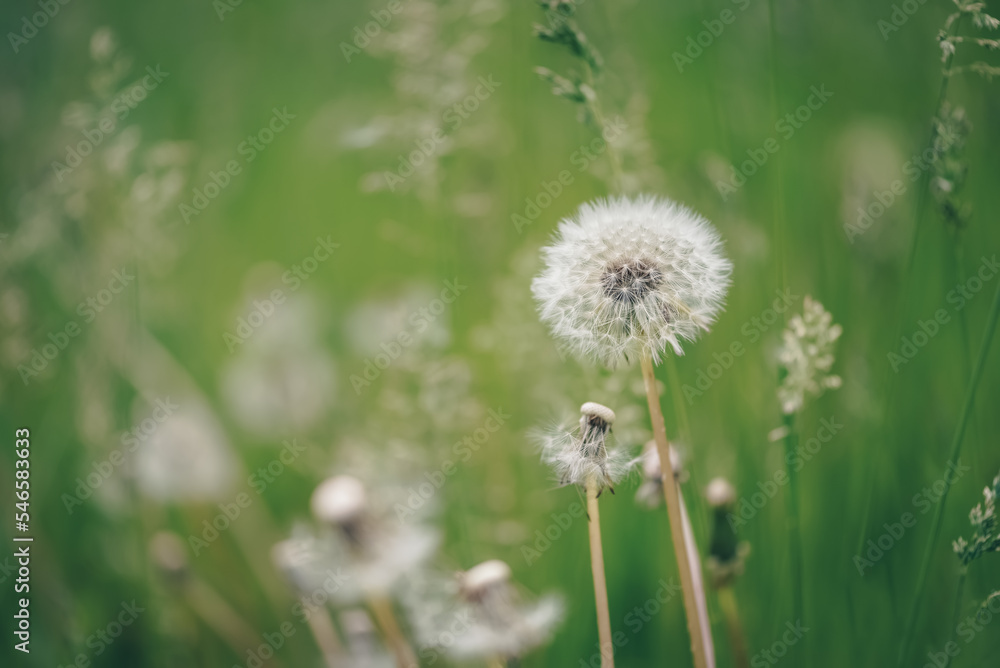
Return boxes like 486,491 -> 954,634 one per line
393,408 -> 510,523
7,0 -> 74,54
223,235 -> 339,352
715,85 -> 834,201
672,0 -> 753,73
52,65 -> 170,182
57,600 -> 145,668
349,278 -> 467,394
877,0 -> 931,41
750,620 -> 809,666
682,288 -> 798,403
844,123 -> 962,243
62,397 -> 179,513
853,458 -> 970,576
727,417 -> 843,531
520,501 -> 587,566
340,0 -> 407,62
383,76 -> 502,191
179,107 -> 295,224
512,115 -> 628,234
887,255 -> 999,372
188,439 -> 307,556
17,268 -> 135,385
579,578 -> 682,668
923,592 -> 1000,668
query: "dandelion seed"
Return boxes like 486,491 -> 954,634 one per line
537,402 -> 633,494
532,195 -> 732,367
777,296 -> 842,414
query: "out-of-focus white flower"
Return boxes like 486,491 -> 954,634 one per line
536,402 -> 633,494
284,476 -> 440,603
777,296 -> 842,414
221,293 -> 335,438
134,401 -> 236,501
445,559 -> 563,661
532,196 -> 732,367
635,440 -> 686,508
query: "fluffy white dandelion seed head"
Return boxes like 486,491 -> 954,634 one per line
311,476 -> 368,527
706,477 -> 737,508
778,296 -> 843,414
536,402 -> 633,493
532,195 -> 732,367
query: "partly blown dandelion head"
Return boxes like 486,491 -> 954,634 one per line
537,402 -> 632,494
635,440 -> 686,508
778,296 -> 843,414
532,195 -> 732,367
443,559 -> 563,661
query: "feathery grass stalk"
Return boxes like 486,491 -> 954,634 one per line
369,595 -> 418,668
717,587 -> 749,668
581,62 -> 625,193
640,353 -> 710,668
897,277 -> 1000,666
586,476 -> 615,668
780,410 -> 805,661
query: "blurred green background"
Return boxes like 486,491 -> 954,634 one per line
2,0 -> 1000,666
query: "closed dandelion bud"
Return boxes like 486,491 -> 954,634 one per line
705,477 -> 749,589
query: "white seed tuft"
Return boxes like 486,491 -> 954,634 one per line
311,475 -> 368,526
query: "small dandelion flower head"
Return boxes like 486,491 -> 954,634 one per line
532,195 -> 732,367
537,401 -> 632,494
778,296 -> 843,414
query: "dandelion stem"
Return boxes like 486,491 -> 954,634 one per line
586,477 -> 615,668
640,353 -> 711,668
302,601 -> 342,668
717,586 -> 749,668
185,579 -> 269,663
369,595 -> 418,668
897,277 -> 1000,667
781,411 -> 805,662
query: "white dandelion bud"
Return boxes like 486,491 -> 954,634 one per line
537,402 -> 633,494
777,296 -> 842,414
706,477 -> 737,509
311,475 -> 369,544
532,195 -> 732,367
635,441 -> 687,508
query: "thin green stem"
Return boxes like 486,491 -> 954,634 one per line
782,411 -> 805,664
767,0 -> 787,310
853,10 -> 966,569
897,276 -> 1000,666
943,568 -> 967,668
